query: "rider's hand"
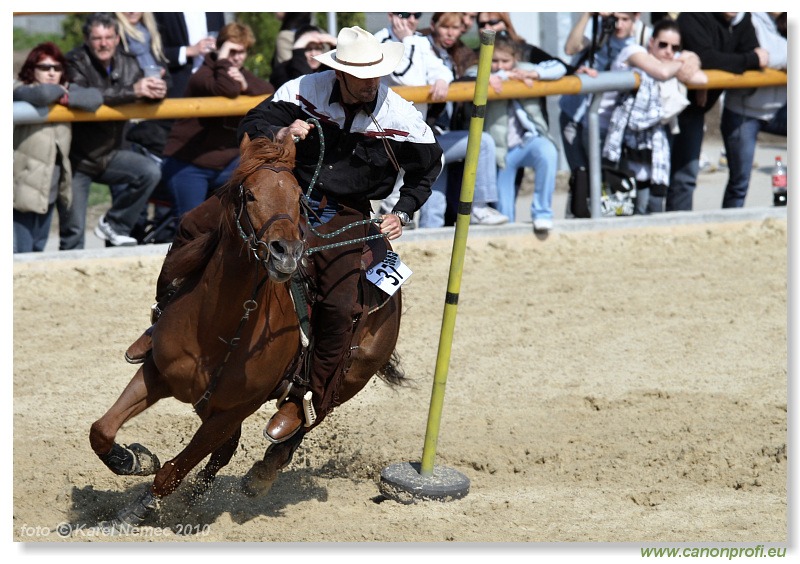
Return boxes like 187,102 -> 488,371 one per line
278,119 -> 315,143
380,213 -> 403,240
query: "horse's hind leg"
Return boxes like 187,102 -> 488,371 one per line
184,425 -> 242,504
242,431 -> 305,497
338,292 -> 403,405
90,359 -> 171,476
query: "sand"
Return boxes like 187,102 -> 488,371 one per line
12,218 -> 787,546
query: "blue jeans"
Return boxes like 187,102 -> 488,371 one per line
667,107 -> 705,212
497,135 -> 558,222
162,156 -> 239,219
14,207 -> 55,253
59,149 -> 161,250
721,106 -> 787,208
418,131 -> 498,228
559,112 -> 588,172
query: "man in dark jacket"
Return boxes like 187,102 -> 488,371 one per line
667,12 -> 768,212
61,12 -> 167,249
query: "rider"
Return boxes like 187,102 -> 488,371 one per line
125,26 -> 443,443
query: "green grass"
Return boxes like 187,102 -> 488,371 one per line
88,183 -> 112,208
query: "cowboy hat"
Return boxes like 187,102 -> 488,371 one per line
314,26 -> 404,79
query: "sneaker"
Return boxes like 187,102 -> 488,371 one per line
533,218 -> 553,233
471,205 -> 509,225
94,215 -> 137,246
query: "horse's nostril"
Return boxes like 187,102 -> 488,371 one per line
270,240 -> 286,257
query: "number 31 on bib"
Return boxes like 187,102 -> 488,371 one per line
366,251 -> 412,296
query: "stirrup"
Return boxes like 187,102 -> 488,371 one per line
150,302 -> 163,324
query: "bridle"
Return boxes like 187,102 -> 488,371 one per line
195,163 -> 303,414
234,164 -> 301,269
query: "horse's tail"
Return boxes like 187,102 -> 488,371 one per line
376,350 -> 408,387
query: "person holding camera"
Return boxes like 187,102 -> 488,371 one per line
558,13 -> 649,176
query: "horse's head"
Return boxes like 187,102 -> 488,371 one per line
226,134 -> 305,283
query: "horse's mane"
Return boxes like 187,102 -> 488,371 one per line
162,136 -> 296,287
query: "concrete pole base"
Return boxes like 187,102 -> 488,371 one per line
379,461 -> 470,504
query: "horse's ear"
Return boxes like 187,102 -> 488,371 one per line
240,133 -> 251,152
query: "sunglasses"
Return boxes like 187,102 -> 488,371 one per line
656,41 -> 681,51
35,63 -> 63,72
479,19 -> 503,27
394,12 -> 422,19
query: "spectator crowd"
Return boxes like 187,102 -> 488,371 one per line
13,11 -> 787,253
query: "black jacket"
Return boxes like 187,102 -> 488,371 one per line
677,12 -> 762,112
237,72 -> 442,215
65,44 -> 143,176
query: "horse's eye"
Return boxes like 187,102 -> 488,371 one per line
245,190 -> 256,202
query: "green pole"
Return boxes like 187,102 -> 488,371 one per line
419,30 -> 496,477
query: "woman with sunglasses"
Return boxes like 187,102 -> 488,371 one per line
13,42 -> 103,253
601,18 -> 707,214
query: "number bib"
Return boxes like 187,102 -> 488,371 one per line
365,251 -> 412,296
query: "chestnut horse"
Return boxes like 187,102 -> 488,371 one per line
89,135 -> 403,528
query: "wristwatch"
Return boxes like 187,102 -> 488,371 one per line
391,211 -> 411,226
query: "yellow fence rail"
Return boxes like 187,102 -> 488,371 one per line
18,68 -> 786,124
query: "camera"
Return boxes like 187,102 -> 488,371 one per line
602,14 -> 618,37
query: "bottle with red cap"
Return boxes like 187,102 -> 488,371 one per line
772,156 -> 787,207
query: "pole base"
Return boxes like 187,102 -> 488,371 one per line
379,461 -> 470,504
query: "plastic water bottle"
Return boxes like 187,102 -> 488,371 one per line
772,156 -> 787,207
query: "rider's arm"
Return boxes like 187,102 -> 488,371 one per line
237,86 -> 302,143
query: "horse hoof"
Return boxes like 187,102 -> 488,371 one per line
102,489 -> 160,532
241,460 -> 278,497
99,443 -> 161,476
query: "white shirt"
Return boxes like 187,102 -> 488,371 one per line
181,12 -> 209,72
373,27 -> 454,118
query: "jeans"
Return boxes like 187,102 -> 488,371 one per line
667,107 -> 705,212
162,156 -> 240,219
559,112 -> 588,172
497,135 -> 558,222
58,149 -> 161,250
14,207 -> 55,253
721,106 -> 787,208
418,131 -> 498,228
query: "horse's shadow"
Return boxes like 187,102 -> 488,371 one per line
67,469 -> 330,535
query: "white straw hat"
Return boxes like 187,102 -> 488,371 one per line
314,26 -> 404,79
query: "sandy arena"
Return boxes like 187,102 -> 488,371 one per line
12,218 -> 787,546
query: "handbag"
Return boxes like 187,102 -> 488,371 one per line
599,164 -> 637,216
568,165 -> 637,218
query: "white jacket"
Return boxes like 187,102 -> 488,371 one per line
373,27 -> 454,118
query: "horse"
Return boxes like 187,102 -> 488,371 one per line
88,133 -> 404,528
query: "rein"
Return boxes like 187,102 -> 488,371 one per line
298,117 -> 386,256
234,164 -> 296,270
196,163 -> 297,414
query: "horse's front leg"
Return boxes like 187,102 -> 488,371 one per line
150,404 -> 256,500
184,425 -> 242,504
90,359 -> 171,476
102,407 -> 252,531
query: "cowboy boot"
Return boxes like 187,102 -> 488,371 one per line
124,281 -> 181,364
264,396 -> 304,444
125,325 -> 154,364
